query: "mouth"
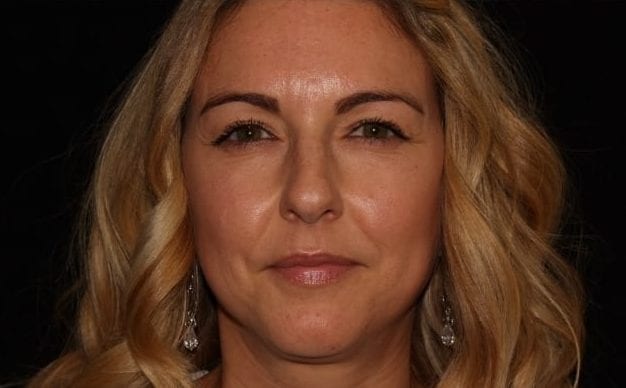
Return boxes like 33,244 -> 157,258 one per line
269,253 -> 359,287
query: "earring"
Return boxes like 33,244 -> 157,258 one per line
440,294 -> 456,347
182,264 -> 200,352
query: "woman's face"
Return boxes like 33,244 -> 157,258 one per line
183,0 -> 444,362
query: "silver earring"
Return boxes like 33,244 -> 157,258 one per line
182,264 -> 200,352
440,294 -> 456,347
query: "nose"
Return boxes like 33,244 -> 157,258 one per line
279,141 -> 343,224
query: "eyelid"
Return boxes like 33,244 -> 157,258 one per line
211,116 -> 409,147
348,117 -> 410,140
211,119 -> 276,146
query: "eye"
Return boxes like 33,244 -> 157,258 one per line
212,119 -> 276,146
349,118 -> 409,141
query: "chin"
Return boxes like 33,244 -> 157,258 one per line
268,330 -> 360,362
259,304 -> 369,362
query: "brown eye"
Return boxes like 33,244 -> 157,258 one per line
230,124 -> 270,142
349,119 -> 409,141
212,120 -> 276,146
356,122 -> 392,138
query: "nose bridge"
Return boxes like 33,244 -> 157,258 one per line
280,136 -> 342,224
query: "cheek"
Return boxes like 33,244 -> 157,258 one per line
185,158 -> 277,258
182,132 -> 272,274
344,150 -> 442,310
183,154 -> 281,303
346,154 -> 442,256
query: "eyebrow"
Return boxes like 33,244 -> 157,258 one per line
201,92 -> 280,115
200,90 -> 424,115
335,91 -> 424,115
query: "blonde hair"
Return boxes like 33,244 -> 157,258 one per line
30,0 -> 584,387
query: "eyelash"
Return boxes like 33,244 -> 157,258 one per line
211,117 -> 409,147
350,117 -> 410,142
211,119 -> 273,146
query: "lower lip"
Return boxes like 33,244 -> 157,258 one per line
272,264 -> 355,286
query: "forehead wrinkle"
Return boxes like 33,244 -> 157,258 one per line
272,73 -> 346,100
198,0 -> 437,122
206,0 -> 417,73
216,0 -> 400,53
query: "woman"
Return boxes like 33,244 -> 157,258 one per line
30,0 -> 584,386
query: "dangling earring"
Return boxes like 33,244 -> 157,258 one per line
182,264 -> 200,352
440,294 -> 456,347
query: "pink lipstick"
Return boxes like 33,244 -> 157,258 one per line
270,253 -> 357,286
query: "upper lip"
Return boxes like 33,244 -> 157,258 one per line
271,253 -> 358,268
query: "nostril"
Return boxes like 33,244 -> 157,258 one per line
279,145 -> 343,224
281,193 -> 338,224
279,176 -> 343,224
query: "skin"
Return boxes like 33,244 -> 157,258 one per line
182,1 -> 444,386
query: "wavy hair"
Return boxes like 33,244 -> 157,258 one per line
30,0 -> 584,386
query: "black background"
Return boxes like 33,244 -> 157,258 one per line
1,1 -> 624,386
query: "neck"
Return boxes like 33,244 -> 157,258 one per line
202,310 -> 419,388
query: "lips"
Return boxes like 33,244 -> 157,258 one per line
270,253 -> 358,287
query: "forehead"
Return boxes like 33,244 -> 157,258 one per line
196,0 -> 433,99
